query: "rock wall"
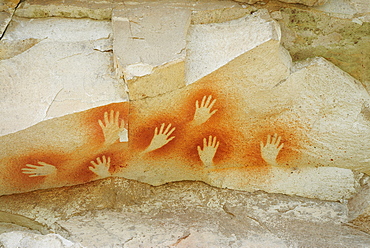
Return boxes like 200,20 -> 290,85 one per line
1,0 -> 369,202
0,0 -> 370,245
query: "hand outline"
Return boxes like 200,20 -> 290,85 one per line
260,133 -> 284,166
197,135 -> 220,168
192,95 -> 218,126
145,123 -> 176,152
98,110 -> 127,146
89,155 -> 111,178
21,162 -> 57,177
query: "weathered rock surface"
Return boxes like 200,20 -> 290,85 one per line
112,0 -> 246,99
0,17 -> 127,136
271,6 -> 370,90
0,8 -> 369,202
0,178 -> 370,247
348,178 -> 370,234
315,0 -> 370,17
278,0 -> 327,6
14,0 -> 116,20
0,0 -> 20,38
185,9 -> 282,84
0,0 -> 369,246
234,0 -> 328,6
112,4 -> 190,100
0,232 -> 83,248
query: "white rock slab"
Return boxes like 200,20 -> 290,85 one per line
112,6 -> 192,80
185,10 -> 282,84
0,17 -> 127,136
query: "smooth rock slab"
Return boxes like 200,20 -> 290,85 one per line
185,10 -> 282,84
0,17 -> 127,136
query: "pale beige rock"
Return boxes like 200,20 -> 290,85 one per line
208,166 -> 361,201
286,58 -> 370,174
1,178 -> 370,247
0,0 -> 20,37
348,0 -> 370,14
0,38 -> 41,60
112,5 -> 191,100
315,0 -> 370,17
190,6 -> 256,25
14,0 -> 241,21
0,17 -> 127,136
0,223 -> 40,235
185,10 -> 284,84
0,232 -> 84,248
125,60 -> 186,100
0,12 -> 12,37
113,6 -> 191,77
348,176 -> 370,233
315,0 -> 358,18
112,1 -> 246,99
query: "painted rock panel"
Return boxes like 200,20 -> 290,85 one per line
0,9 -> 369,201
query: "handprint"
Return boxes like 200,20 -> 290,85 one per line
192,95 -> 218,126
98,110 -> 127,146
197,135 -> 220,168
145,123 -> 176,152
260,133 -> 284,166
21,162 -> 57,177
89,155 -> 111,178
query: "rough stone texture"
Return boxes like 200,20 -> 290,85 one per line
0,223 -> 40,235
14,0 -> 245,20
278,0 -> 327,6
271,6 -> 370,90
234,0 -> 328,6
14,0 -> 117,20
315,0 -> 370,17
0,178 -> 370,247
0,0 -> 20,38
0,17 -> 127,136
348,177 -> 370,234
0,232 -> 83,248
